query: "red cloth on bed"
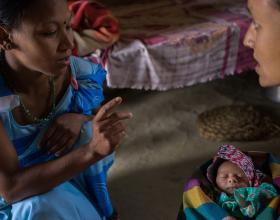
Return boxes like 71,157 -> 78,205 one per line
68,0 -> 120,56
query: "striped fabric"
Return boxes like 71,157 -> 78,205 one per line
0,56 -> 114,219
106,0 -> 256,91
178,152 -> 280,220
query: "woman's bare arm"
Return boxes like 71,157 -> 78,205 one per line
0,97 -> 132,203
0,122 -> 96,202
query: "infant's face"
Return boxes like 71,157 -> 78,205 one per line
216,161 -> 249,194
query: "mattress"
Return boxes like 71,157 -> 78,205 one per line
104,0 -> 256,90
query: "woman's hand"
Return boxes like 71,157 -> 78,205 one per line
40,113 -> 90,156
88,97 -> 132,158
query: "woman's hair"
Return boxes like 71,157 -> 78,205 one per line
0,0 -> 33,28
271,0 -> 280,9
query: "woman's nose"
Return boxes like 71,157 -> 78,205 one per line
243,25 -> 255,49
59,30 -> 75,51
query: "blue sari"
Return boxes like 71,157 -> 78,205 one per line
0,56 -> 114,220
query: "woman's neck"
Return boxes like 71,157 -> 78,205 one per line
3,52 -> 52,94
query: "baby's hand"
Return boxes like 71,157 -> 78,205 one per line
40,113 -> 90,156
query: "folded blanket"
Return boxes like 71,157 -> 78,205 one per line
68,0 -> 120,56
178,152 -> 280,220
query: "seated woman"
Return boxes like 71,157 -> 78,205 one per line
0,0 -> 132,219
177,0 -> 280,219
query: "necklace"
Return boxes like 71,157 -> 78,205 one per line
19,77 -> 56,124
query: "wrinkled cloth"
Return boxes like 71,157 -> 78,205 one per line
207,145 -> 265,187
106,0 -> 257,91
177,152 -> 280,220
219,183 -> 278,218
0,56 -> 115,219
68,0 -> 120,56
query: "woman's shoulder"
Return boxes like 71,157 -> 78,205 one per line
69,56 -> 106,115
70,56 -> 106,78
0,74 -> 12,96
0,74 -> 19,112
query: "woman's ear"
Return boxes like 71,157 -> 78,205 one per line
0,26 -> 13,50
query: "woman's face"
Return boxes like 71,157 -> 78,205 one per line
216,161 -> 249,195
6,0 -> 74,76
244,0 -> 280,87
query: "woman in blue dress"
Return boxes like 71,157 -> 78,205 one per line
0,0 -> 132,219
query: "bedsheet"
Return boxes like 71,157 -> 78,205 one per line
104,0 -> 256,90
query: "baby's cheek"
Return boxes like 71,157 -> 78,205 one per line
217,179 -> 226,188
239,180 -> 249,187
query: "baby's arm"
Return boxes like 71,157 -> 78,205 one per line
40,113 -> 92,156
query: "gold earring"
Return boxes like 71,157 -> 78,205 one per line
3,41 -> 12,50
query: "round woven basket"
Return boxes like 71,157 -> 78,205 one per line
197,105 -> 280,141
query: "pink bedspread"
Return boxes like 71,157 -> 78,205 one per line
105,0 -> 256,90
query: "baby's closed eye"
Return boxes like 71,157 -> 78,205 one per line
219,175 -> 228,179
236,174 -> 247,180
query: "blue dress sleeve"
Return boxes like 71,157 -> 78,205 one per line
69,56 -> 106,115
0,75 -> 20,112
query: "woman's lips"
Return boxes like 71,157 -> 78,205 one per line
255,63 -> 261,73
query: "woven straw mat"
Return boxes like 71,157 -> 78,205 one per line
197,105 -> 280,141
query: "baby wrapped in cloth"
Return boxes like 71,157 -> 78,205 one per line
207,145 -> 278,219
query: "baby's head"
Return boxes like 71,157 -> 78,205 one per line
207,145 -> 264,195
215,160 -> 249,194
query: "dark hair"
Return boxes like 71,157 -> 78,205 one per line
0,0 -> 33,28
271,0 -> 280,9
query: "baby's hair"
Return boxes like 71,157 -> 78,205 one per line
211,158 -> 226,185
0,0 -> 34,28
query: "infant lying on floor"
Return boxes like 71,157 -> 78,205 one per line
207,145 -> 278,219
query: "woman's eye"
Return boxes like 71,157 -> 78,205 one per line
41,30 -> 57,37
252,20 -> 260,30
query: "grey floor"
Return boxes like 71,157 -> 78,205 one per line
105,73 -> 280,220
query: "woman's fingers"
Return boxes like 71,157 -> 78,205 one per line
98,111 -> 132,130
105,130 -> 126,150
48,135 -> 69,154
106,122 -> 126,136
90,97 -> 132,157
102,122 -> 127,148
45,132 -> 67,151
94,97 -> 123,122
40,124 -> 58,149
53,137 -> 76,157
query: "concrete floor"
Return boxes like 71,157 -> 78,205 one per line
105,73 -> 280,220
